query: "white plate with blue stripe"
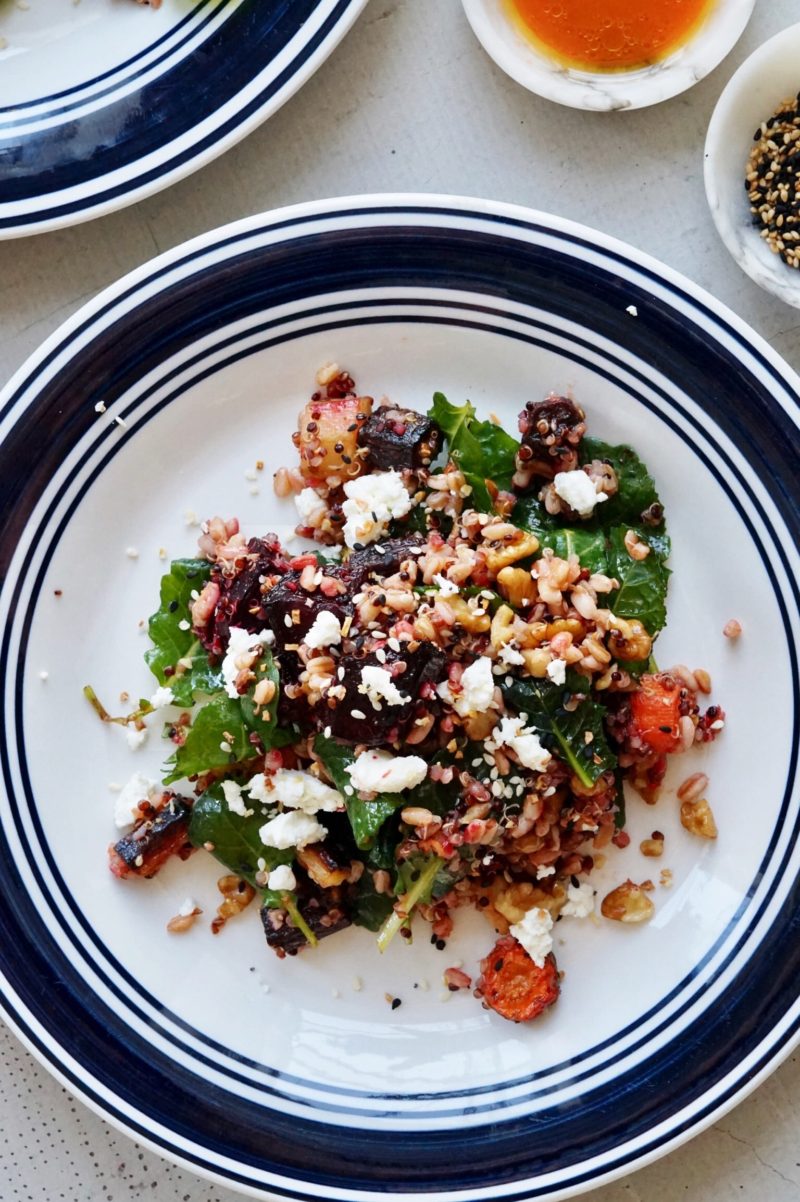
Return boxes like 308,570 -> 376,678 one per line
0,195 -> 798,1199
0,0 -> 367,238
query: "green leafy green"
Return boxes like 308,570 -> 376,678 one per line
239,648 -> 281,731
188,785 -> 292,888
164,696 -> 259,783
580,439 -> 661,526
500,674 -> 616,788
144,560 -> 221,706
313,735 -> 406,849
606,525 -> 671,633
351,873 -> 395,931
429,392 -> 519,511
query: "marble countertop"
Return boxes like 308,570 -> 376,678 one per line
1,1 -> 799,1199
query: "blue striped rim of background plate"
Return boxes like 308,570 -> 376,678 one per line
0,0 -> 366,233
0,201 -> 798,1198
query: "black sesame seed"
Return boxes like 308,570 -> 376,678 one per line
391,998 -> 402,1010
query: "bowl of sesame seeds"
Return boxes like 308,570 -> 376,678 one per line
705,21 -> 800,308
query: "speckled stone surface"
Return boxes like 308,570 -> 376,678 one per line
1,0 -> 800,1198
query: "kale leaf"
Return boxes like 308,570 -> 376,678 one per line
188,785 -> 292,889
313,735 -> 406,850
164,648 -> 290,783
500,674 -> 616,788
429,392 -> 519,511
580,439 -> 661,526
351,873 -> 395,931
144,559 -> 222,706
606,525 -> 671,634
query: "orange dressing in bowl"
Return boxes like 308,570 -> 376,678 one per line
505,0 -> 718,72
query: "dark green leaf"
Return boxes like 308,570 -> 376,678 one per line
188,785 -> 292,888
239,648 -> 282,737
313,735 -> 405,849
580,439 -> 661,527
365,811 -> 403,871
144,560 -> 221,706
351,873 -> 395,931
500,675 -> 616,787
394,851 -> 460,902
606,525 -> 671,634
429,392 -> 519,511
164,696 -> 258,783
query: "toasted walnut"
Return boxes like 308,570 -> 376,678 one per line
521,648 -> 550,677
446,595 -> 491,633
211,875 -> 256,934
496,566 -> 537,608
680,797 -> 718,839
607,614 -> 652,662
601,880 -> 655,924
484,531 -> 540,575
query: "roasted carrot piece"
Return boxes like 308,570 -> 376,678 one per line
477,935 -> 560,1022
629,672 -> 683,754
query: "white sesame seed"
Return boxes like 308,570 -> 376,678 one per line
125,547 -> 139,559
219,740 -> 232,753
184,510 -> 199,527
352,976 -> 363,992
38,670 -> 48,681
178,619 -> 191,631
351,709 -> 366,720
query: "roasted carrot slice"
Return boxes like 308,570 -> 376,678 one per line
629,672 -> 683,754
478,935 -> 560,1022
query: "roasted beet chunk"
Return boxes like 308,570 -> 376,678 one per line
342,534 -> 425,591
263,571 -> 350,652
109,795 -> 193,879
195,536 -> 289,657
324,641 -> 446,746
515,396 -> 587,487
358,404 -> 441,471
261,874 -> 351,954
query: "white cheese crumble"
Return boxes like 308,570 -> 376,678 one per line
346,749 -> 427,794
178,897 -> 199,918
267,864 -> 297,892
125,727 -> 148,750
221,626 -> 274,699
247,769 -> 342,814
295,487 -> 328,527
222,779 -> 253,818
437,655 -> 496,716
359,665 -> 410,710
561,881 -> 595,919
493,715 -> 552,773
304,610 -> 343,650
536,865 -> 556,879
341,470 -> 413,548
259,810 -> 326,850
546,658 -> 567,686
509,906 -> 553,968
553,469 -> 608,518
626,304 -> 639,317
498,643 -> 525,667
150,686 -> 175,709
114,772 -> 157,829
432,573 -> 459,597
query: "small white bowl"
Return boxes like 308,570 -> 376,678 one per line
461,0 -> 755,111
705,22 -> 800,308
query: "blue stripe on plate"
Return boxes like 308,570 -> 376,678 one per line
0,0 -> 221,120
0,206 -> 798,1197
0,0 -> 362,230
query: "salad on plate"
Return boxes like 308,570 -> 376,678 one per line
88,367 -> 727,1023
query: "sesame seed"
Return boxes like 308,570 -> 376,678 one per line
125,547 -> 139,559
38,670 -> 48,681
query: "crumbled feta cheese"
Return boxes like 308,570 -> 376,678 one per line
509,906 -> 553,968
267,864 -> 297,892
536,865 -> 556,879
125,546 -> 139,559
178,897 -> 199,918
493,716 -> 551,773
150,686 -> 175,709
346,749 -> 427,794
341,471 -> 413,548
358,665 -> 410,710
304,610 -> 342,650
125,727 -> 148,750
553,469 -> 608,518
114,772 -> 157,829
295,487 -> 328,527
247,769 -> 342,814
38,670 -> 49,681
547,658 -> 567,686
561,881 -> 595,919
626,304 -> 638,317
222,779 -> 253,818
498,643 -> 525,667
432,573 -> 459,597
437,655 -> 496,716
259,810 -> 326,850
221,626 -> 274,699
